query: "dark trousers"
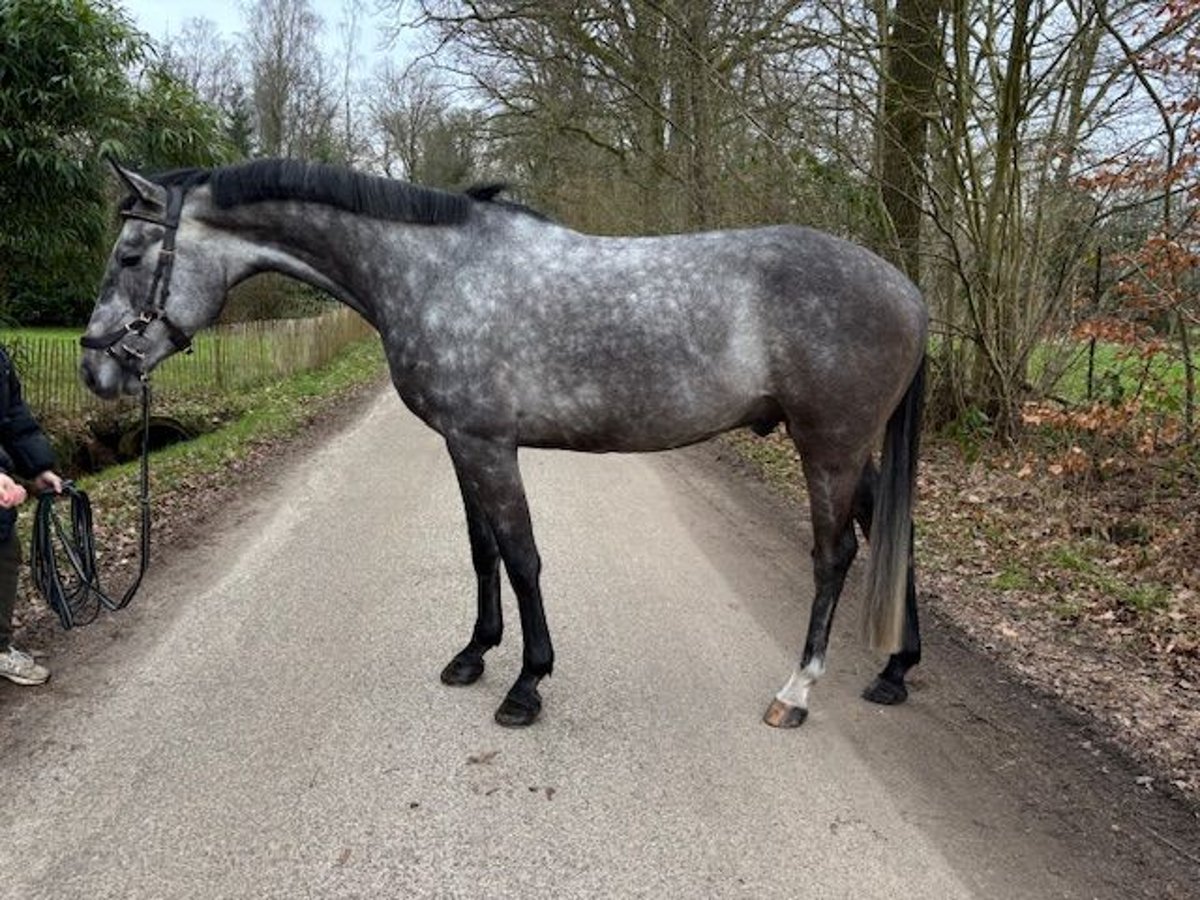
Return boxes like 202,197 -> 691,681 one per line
0,527 -> 20,649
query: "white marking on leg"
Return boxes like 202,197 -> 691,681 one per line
775,657 -> 826,709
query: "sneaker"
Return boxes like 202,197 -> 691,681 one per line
0,646 -> 50,686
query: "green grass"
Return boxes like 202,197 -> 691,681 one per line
1047,543 -> 1100,574
992,564 -> 1035,591
0,328 -> 80,342
1113,582 -> 1172,615
1029,339 -> 1193,412
96,339 -> 382,480
720,430 -> 803,495
1042,540 -> 1172,617
35,338 -> 387,538
1052,598 -> 1084,621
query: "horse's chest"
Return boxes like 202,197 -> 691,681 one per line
383,331 -> 507,430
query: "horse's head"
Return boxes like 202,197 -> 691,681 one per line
81,163 -> 227,398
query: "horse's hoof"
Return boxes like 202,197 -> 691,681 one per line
440,655 -> 484,686
862,676 -> 908,705
495,691 -> 541,727
763,698 -> 808,728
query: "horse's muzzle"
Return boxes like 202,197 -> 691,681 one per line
80,352 -> 141,399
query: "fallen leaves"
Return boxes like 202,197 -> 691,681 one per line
916,438 -> 1200,801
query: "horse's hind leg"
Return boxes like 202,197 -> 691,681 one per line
440,465 -> 503,686
445,434 -> 553,727
764,453 -> 863,728
852,460 -> 921,705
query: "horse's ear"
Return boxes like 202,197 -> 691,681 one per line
107,157 -> 166,209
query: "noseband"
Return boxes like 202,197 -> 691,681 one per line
79,184 -> 194,374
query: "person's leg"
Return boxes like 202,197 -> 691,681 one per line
0,524 -> 50,685
0,528 -> 19,650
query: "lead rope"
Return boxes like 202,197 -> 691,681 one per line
30,382 -> 153,629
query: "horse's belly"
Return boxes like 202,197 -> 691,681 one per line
514,378 -> 760,452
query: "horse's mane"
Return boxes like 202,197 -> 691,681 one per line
133,159 -> 544,225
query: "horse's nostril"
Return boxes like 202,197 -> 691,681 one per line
80,362 -> 97,392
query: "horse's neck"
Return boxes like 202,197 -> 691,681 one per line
223,202 -> 456,327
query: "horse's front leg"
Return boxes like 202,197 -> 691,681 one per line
445,433 -> 553,727
440,464 -> 503,686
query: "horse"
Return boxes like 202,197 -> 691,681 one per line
80,159 -> 927,729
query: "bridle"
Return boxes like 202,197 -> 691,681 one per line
79,183 -> 194,374
47,179 -> 193,627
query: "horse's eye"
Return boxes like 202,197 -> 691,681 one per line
119,253 -> 142,268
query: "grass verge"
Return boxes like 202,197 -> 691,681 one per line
80,337 -> 386,497
12,338 -> 388,636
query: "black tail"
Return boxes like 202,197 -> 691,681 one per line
863,357 -> 925,653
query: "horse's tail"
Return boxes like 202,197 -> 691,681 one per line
863,356 -> 925,654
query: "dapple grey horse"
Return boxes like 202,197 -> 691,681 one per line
81,159 -> 927,728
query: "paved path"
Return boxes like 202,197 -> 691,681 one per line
1,391 -> 1196,899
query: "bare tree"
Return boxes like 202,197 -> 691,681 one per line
161,17 -> 256,156
161,17 -> 242,108
336,0 -> 369,164
370,61 -> 451,179
393,0 -> 817,231
921,0 -> 1196,429
877,0 -> 945,281
242,0 -> 338,158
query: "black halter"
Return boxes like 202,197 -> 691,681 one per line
55,179 -> 187,627
79,185 -> 194,372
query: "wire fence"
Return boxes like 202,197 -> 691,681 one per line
4,307 -> 376,419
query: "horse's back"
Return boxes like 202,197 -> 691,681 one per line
408,216 -> 925,452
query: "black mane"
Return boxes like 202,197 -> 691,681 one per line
464,183 -> 551,221
135,159 -> 541,224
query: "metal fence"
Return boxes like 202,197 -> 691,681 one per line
5,306 -> 376,419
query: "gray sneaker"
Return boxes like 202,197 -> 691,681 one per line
0,646 -> 50,686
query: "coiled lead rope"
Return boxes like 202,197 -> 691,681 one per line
30,383 -> 152,629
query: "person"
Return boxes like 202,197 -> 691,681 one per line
0,346 -> 62,686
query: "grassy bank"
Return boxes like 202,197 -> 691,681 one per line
78,336 -> 387,517
12,337 -> 389,637
1030,338 -> 1194,410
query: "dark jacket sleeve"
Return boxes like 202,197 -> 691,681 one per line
0,352 -> 56,478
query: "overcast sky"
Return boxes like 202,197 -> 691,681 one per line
117,0 -> 408,69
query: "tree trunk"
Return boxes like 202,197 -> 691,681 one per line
879,0 -> 945,283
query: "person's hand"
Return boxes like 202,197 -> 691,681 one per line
34,470 -> 64,494
0,474 -> 27,508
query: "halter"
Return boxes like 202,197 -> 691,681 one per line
79,184 -> 194,373
55,178 -> 186,627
